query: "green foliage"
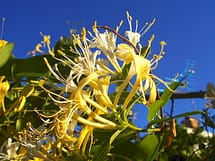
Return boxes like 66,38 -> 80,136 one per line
136,134 -> 163,161
0,42 -> 14,68
0,55 -> 57,81
148,82 -> 183,121
165,125 -> 215,161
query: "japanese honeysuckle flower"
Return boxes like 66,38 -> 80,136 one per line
35,72 -> 117,153
91,26 -> 116,53
0,138 -> 24,161
92,76 -> 113,110
0,75 -> 10,113
69,72 -> 117,126
96,59 -> 116,75
91,22 -> 122,73
76,117 -> 94,155
125,11 -> 155,47
115,43 -> 134,64
0,40 -> 7,49
125,54 -> 157,106
76,28 -> 102,75
29,11 -> 172,156
55,114 -> 78,142
114,38 -> 167,107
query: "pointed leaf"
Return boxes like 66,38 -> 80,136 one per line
92,138 -> 111,161
109,91 -> 141,105
147,82 -> 183,121
14,55 -> 56,79
0,43 -> 14,68
204,113 -> 215,128
136,134 -> 163,161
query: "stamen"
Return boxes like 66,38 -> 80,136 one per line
140,18 -> 156,36
0,17 -> 5,39
139,22 -> 148,34
81,27 -> 86,42
152,74 -> 175,92
34,108 -> 62,118
126,11 -> 133,31
159,41 -> 167,55
43,58 -> 65,83
116,20 -> 123,33
135,19 -> 138,33
143,34 -> 154,57
92,21 -> 97,33
96,25 -> 140,54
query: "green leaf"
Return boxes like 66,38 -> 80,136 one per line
92,138 -> 112,161
109,128 -> 127,145
92,128 -> 127,161
203,113 -> 215,128
147,100 -> 164,122
113,128 -> 138,146
0,54 -> 58,80
0,43 -> 14,68
147,82 -> 183,121
109,91 -> 141,106
16,118 -> 24,131
136,134 -> 163,161
14,55 -> 56,79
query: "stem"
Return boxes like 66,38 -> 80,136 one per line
171,91 -> 206,99
96,25 -> 140,55
170,99 -> 175,117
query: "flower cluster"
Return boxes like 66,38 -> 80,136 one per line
26,12 -> 167,157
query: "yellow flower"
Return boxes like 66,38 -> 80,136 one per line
12,84 -> 34,113
0,75 -> 9,113
115,43 -> 134,64
70,72 -> 117,128
125,11 -> 155,47
35,72 -> 117,155
55,116 -> 78,142
114,42 -> 162,108
76,119 -> 94,155
92,76 -> 114,111
0,40 -> 7,49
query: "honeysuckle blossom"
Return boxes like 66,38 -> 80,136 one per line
27,11 -> 170,157
125,11 -> 155,47
114,34 -> 165,107
91,22 -> 122,73
0,138 -> 24,161
0,40 -> 7,49
0,76 -> 10,113
114,43 -> 157,107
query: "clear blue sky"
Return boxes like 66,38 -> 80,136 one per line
1,0 -> 215,126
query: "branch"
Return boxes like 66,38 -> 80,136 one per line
170,91 -> 206,99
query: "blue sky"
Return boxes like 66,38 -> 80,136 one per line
1,0 -> 215,126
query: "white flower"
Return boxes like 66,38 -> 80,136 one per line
91,31 -> 116,53
91,24 -> 122,73
125,11 -> 155,47
0,138 -> 21,161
